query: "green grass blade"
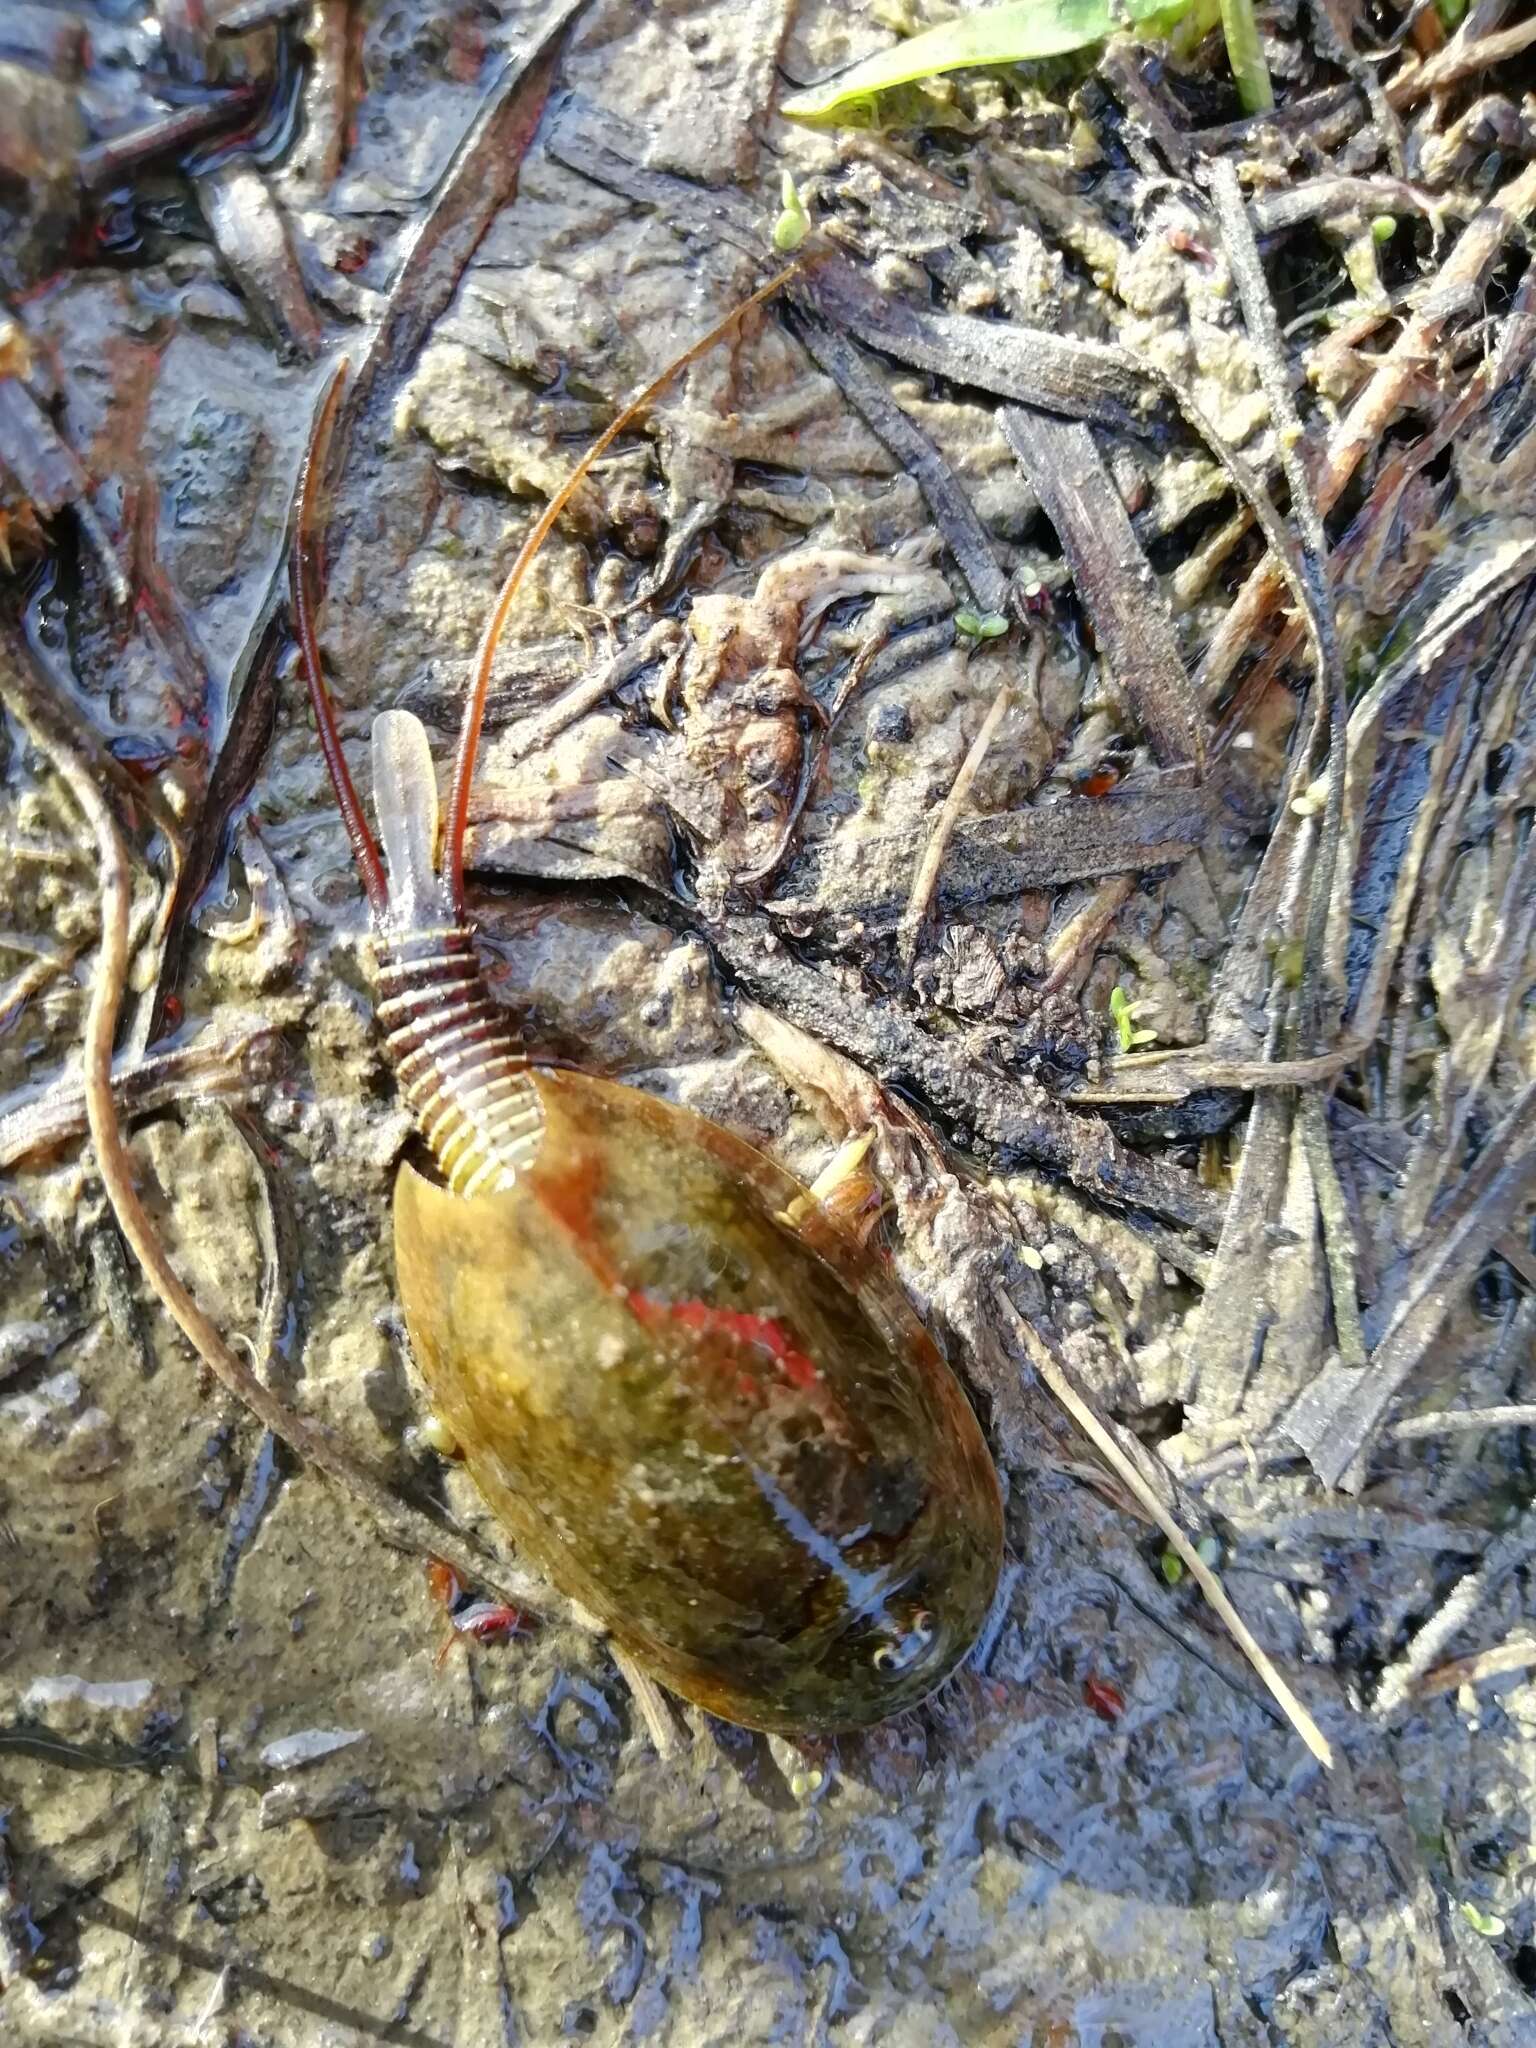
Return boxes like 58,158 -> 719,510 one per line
781,0 -> 1195,126
1218,0 -> 1274,110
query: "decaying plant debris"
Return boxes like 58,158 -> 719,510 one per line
3,0 -> 1536,2041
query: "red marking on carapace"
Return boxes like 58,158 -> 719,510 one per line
536,1149 -> 624,1293
1082,1675 -> 1125,1722
623,1287 -> 855,1445
626,1289 -> 822,1392
1073,767 -> 1122,799
160,994 -> 183,1032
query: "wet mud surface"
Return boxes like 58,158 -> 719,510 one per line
3,2 -> 1536,2044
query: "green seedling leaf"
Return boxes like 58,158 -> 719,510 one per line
771,169 -> 810,252
1109,985 -> 1158,1053
1460,1902 -> 1506,1939
1108,984 -> 1135,1053
1160,1548 -> 1184,1585
956,608 -> 1009,642
781,0 -> 1193,127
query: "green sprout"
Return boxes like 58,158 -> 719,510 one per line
1371,214 -> 1398,243
954,608 -> 1009,643
1217,0 -> 1273,112
1460,1902 -> 1506,1940
1109,984 -> 1158,1053
771,169 -> 810,253
1162,1533 -> 1220,1585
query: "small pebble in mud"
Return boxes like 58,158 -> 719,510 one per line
362,1932 -> 392,1963
869,699 -> 913,744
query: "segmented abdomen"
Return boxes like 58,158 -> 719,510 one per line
371,923 -> 543,1197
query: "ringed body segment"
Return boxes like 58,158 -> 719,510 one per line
393,1067 -> 1004,1735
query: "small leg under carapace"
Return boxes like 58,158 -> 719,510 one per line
434,1600 -> 529,1668
776,1128 -> 886,1244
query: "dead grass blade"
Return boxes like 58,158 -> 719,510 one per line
999,407 -> 1203,771
898,636 -> 1044,968
998,1295 -> 1334,1767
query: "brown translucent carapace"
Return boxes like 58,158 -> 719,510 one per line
290,280 -> 1003,1735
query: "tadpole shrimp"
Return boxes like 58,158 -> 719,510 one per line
282,269 -> 1003,1734
68,265 -> 1002,1740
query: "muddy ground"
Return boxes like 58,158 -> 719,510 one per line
2,1 -> 1536,2043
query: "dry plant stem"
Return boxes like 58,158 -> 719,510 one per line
608,1649 -> 679,1757
1299,1080 -> 1536,1487
785,301 -> 1009,618
1418,1635 -> 1536,1699
196,163 -> 322,361
998,408 -> 1202,770
1215,375 -> 1494,732
714,911 -> 1225,1234
1391,1403 -> 1536,1443
445,263 -> 802,911
1090,537 -> 1536,1104
0,948 -> 76,1031
997,1294 -> 1333,1767
47,731 -> 545,1621
1401,819 -> 1536,1242
1311,0 -> 1403,173
1299,1095 -> 1367,1368
1209,160 -> 1347,1052
0,1017 -> 273,1169
1180,1086 -> 1293,1404
1385,12 -> 1536,108
1374,1496 -> 1536,1719
342,5 -> 588,438
500,620 -> 680,767
1039,876 -> 1136,998
1199,158 -> 1536,703
898,637 -> 1041,967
